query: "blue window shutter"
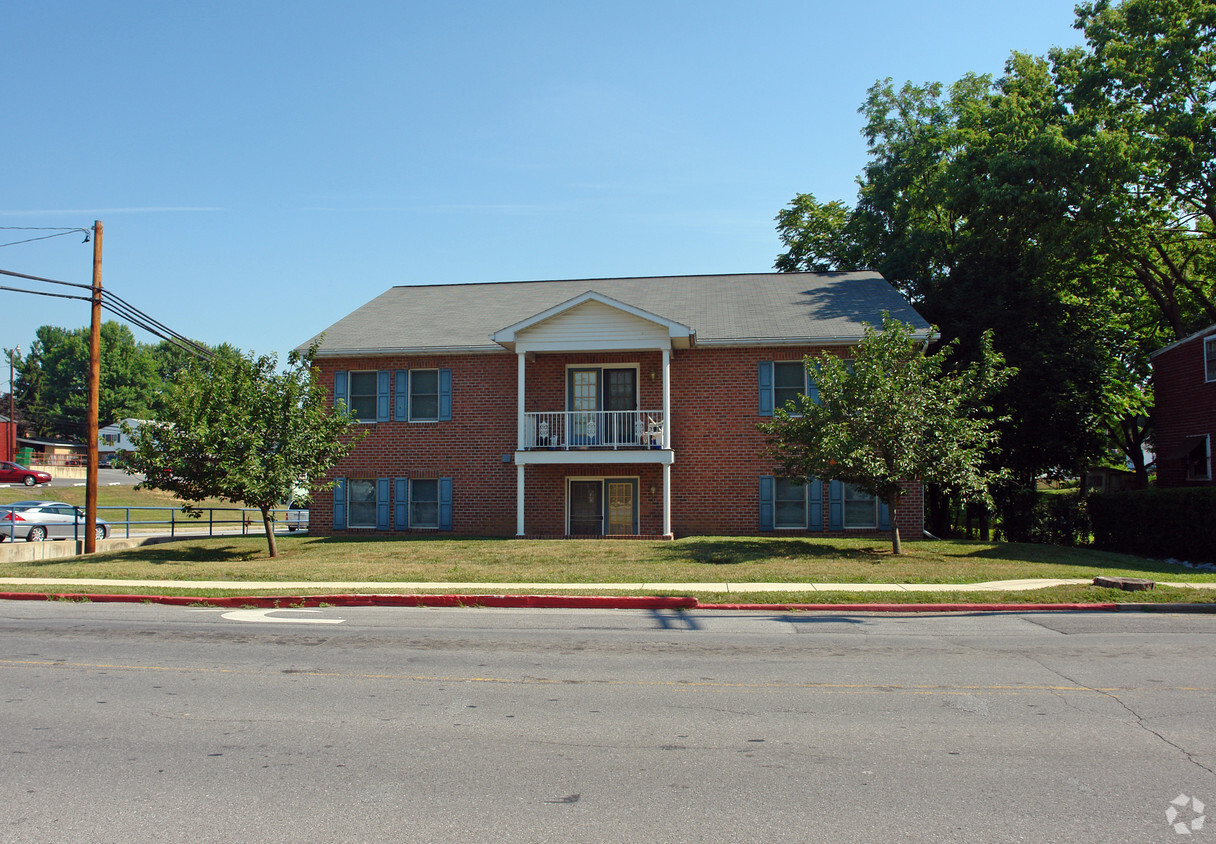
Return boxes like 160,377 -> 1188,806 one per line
828,480 -> 844,530
333,478 -> 347,530
334,371 -> 348,411
376,371 -> 391,422
394,477 -> 408,529
438,477 -> 453,530
808,478 -> 823,531
806,374 -> 820,406
759,476 -> 774,531
394,371 -> 408,421
878,496 -> 891,530
758,362 -> 774,416
376,477 -> 390,529
438,368 -> 452,421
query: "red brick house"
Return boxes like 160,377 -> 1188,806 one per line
1150,322 -> 1216,487
298,272 -> 930,538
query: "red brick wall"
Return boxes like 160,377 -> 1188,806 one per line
309,347 -> 924,538
1153,330 -> 1216,487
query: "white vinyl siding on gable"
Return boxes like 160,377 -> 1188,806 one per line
518,300 -> 671,352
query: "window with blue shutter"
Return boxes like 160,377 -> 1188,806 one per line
438,477 -> 453,530
760,361 -> 820,415
808,478 -> 823,531
376,372 -> 391,422
759,476 -> 774,530
376,478 -> 391,529
394,477 -> 408,529
878,497 -> 891,530
438,369 -> 452,421
758,362 -> 774,416
333,477 -> 347,530
393,371 -> 409,421
334,371 -> 348,412
828,480 -> 844,530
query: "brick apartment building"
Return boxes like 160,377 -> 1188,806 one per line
298,272 -> 930,539
1150,322 -> 1216,487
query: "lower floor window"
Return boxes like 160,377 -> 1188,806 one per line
348,479 -> 377,528
775,478 -> 807,528
844,483 -> 877,528
410,479 -> 440,528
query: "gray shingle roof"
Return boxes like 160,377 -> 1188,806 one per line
298,271 -> 930,356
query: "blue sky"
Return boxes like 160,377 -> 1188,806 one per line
2,0 -> 1086,372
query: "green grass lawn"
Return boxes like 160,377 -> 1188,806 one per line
2,534 -> 1213,604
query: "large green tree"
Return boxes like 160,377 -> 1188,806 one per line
774,0 -> 1216,530
15,321 -> 164,438
123,344 -> 363,557
760,318 -> 1009,554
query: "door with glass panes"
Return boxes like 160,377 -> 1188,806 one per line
567,478 -> 637,535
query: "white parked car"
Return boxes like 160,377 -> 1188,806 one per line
0,500 -> 110,542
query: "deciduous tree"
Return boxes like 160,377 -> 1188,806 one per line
760,318 -> 1009,554
123,344 -> 363,557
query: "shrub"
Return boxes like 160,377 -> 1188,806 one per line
1028,492 -> 1089,548
1090,488 -> 1216,562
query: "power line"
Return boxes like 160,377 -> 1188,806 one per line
0,228 -> 90,248
0,283 -> 92,303
0,267 -> 94,290
0,265 -> 214,361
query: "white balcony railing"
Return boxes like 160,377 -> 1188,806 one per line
522,410 -> 665,451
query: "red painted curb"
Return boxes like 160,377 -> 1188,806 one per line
696,602 -> 1121,612
0,592 -> 698,610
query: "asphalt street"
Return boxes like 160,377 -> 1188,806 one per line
2,603 -> 1214,843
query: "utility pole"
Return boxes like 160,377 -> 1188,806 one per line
85,220 -> 102,553
7,345 -> 16,463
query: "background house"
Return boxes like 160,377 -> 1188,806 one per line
298,271 -> 932,539
98,418 -> 146,457
1150,323 -> 1216,487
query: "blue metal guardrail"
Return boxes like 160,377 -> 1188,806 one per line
0,504 -> 309,542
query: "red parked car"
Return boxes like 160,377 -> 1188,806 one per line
0,461 -> 53,487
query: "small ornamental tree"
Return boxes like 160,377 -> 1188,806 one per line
760,316 -> 1010,554
123,343 -> 364,557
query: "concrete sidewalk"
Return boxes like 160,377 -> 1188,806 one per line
1,576 -> 1214,593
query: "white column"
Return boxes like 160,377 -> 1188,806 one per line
516,464 -> 525,536
517,352 -> 526,450
661,348 -> 671,449
663,462 -> 672,537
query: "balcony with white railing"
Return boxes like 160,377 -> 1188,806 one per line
521,410 -> 666,452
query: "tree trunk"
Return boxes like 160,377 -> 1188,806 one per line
261,505 -> 279,558
889,494 -> 902,555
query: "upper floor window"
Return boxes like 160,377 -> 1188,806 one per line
759,361 -> 819,416
1205,336 -> 1216,383
410,370 -> 441,421
393,369 -> 452,422
348,372 -> 380,421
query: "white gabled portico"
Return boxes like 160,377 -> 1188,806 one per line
491,291 -> 695,538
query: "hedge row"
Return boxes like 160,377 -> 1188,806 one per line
1090,487 -> 1216,562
